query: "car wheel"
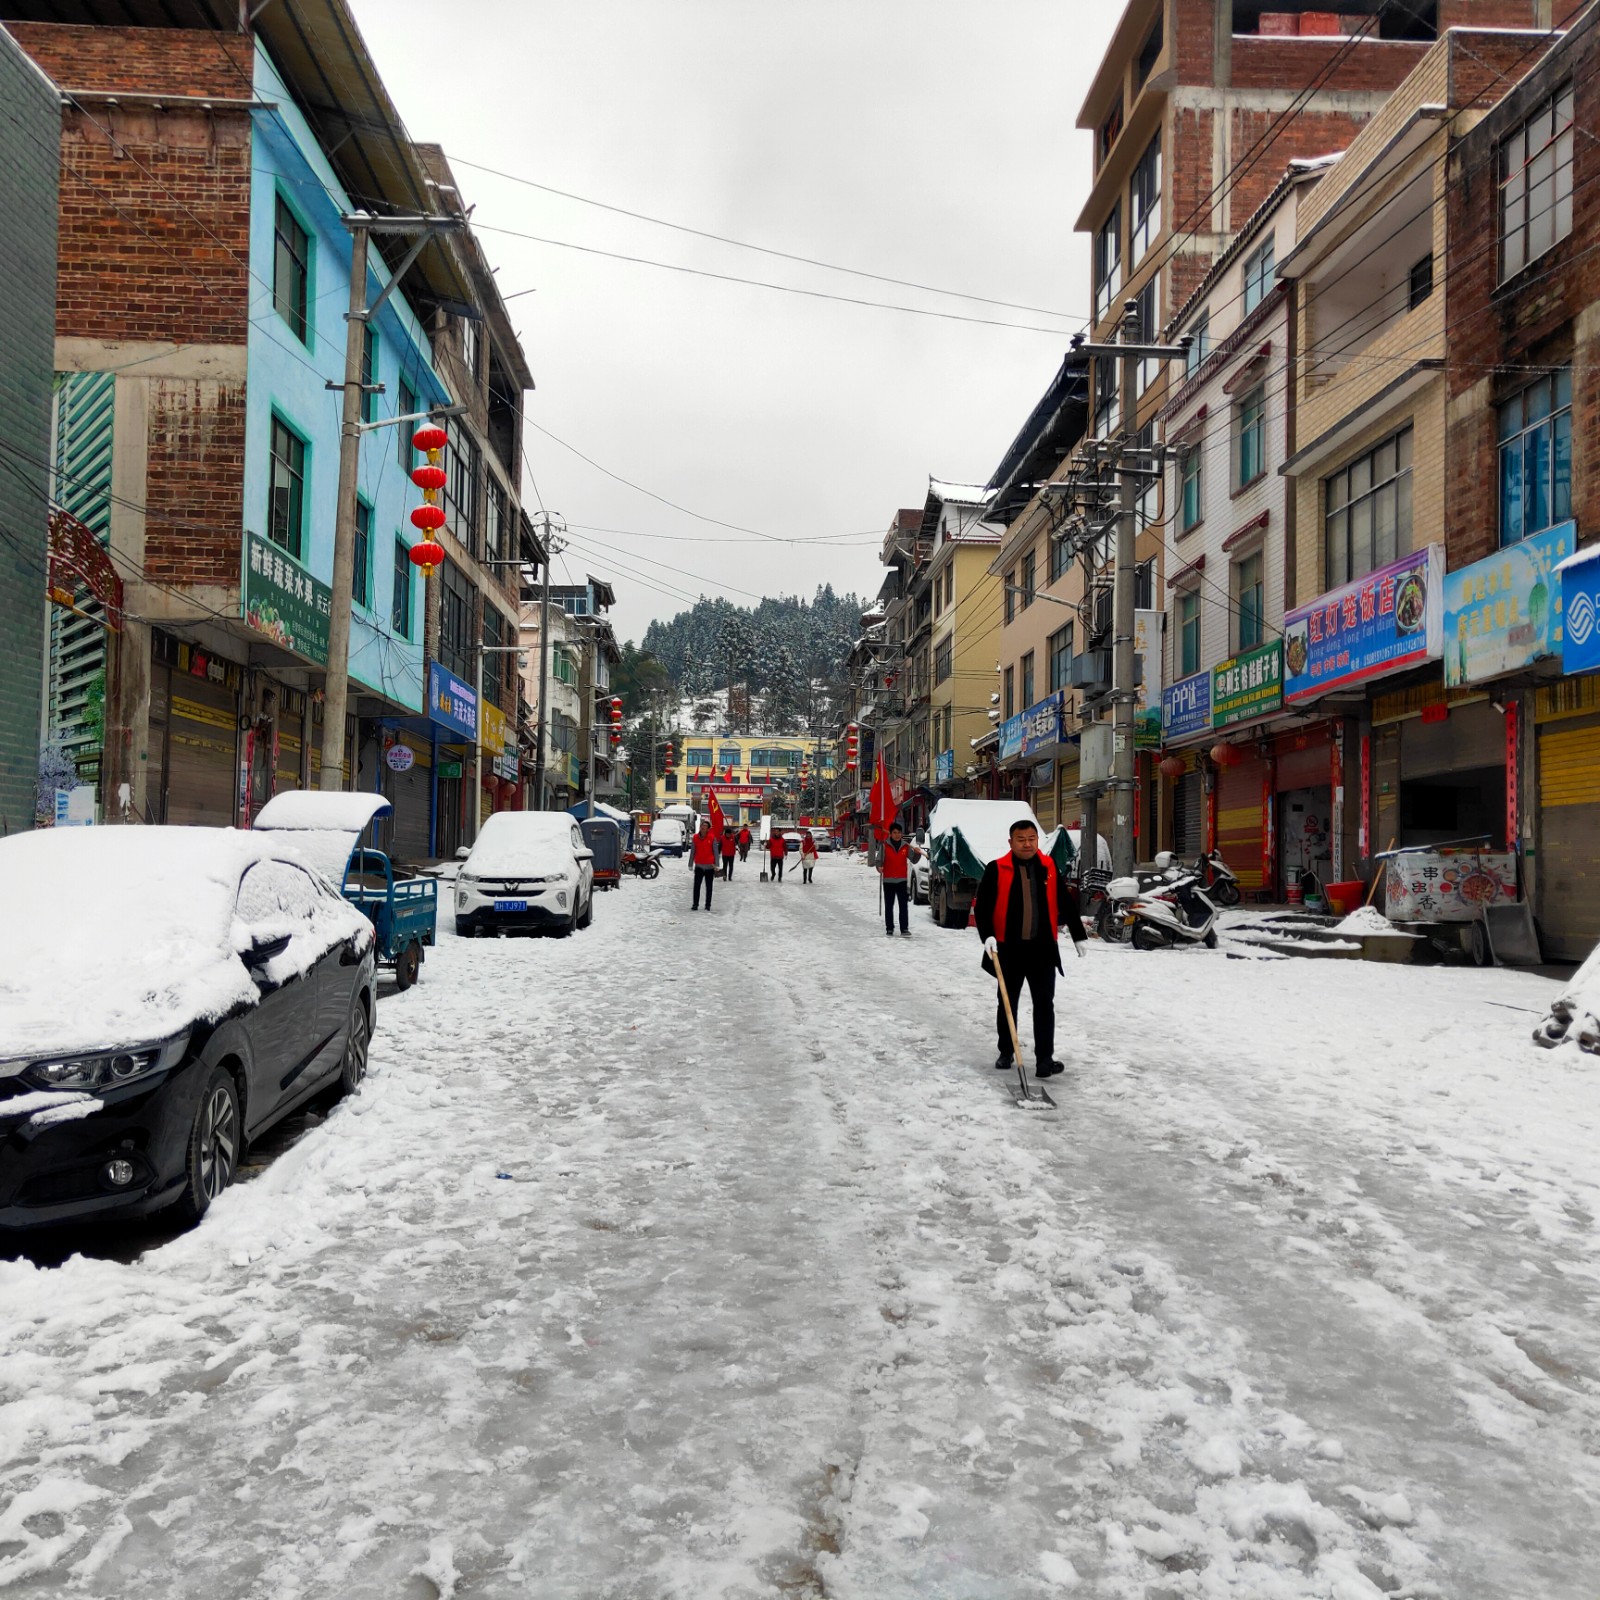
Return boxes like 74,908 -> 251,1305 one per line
328,996 -> 370,1102
455,917 -> 471,937
577,891 -> 593,930
395,939 -> 422,990
171,1065 -> 240,1228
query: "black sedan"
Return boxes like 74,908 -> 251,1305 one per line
0,827 -> 377,1232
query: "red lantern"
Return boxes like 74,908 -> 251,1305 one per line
411,503 -> 446,532
412,425 -> 449,454
408,539 -> 445,578
410,464 -> 447,492
1158,754 -> 1186,780
1210,742 -> 1241,768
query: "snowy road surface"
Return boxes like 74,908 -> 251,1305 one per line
2,859 -> 1596,1598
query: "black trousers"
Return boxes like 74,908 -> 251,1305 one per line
692,866 -> 716,909
722,854 -> 735,880
995,941 -> 1056,1065
769,856 -> 784,882
883,879 -> 909,932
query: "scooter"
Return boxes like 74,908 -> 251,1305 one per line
1193,848 -> 1241,906
621,846 -> 662,880
1124,869 -> 1220,950
1096,851 -> 1182,943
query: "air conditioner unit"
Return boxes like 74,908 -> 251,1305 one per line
1071,650 -> 1111,691
1080,723 -> 1114,785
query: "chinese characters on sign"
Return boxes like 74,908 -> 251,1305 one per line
1161,670 -> 1211,741
1444,522 -> 1570,686
997,710 -> 1026,762
1019,692 -> 1064,759
1384,850 -> 1517,922
243,533 -> 333,663
935,749 -> 955,782
1283,545 -> 1442,703
427,662 -> 478,741
1211,640 -> 1283,729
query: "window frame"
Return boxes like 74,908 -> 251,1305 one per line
272,190 -> 311,347
397,376 -> 418,469
1499,83 -> 1575,282
1234,385 -> 1266,490
1323,426 -> 1414,589
392,537 -> 412,638
1094,201 -> 1123,321
1498,367 -> 1573,547
1178,590 -> 1201,678
1004,567 -> 1016,625
360,324 -> 379,423
1184,309 -> 1211,378
1179,438 -> 1203,532
1003,666 -> 1014,720
1019,548 -> 1036,610
1236,550 -> 1265,651
352,496 -> 372,611
439,559 -> 476,682
1020,650 -> 1035,709
934,636 -> 953,685
1130,134 -> 1162,263
1242,237 -> 1276,315
1048,623 -> 1074,693
267,412 -> 308,560
1093,355 -> 1120,439
449,430 -> 482,558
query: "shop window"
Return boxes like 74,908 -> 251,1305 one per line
1500,84 -> 1574,281
1094,202 -> 1122,321
1236,551 -> 1264,650
934,637 -> 953,684
1180,440 -> 1203,532
1235,386 -> 1266,489
1178,590 -> 1201,677
1131,135 -> 1161,263
1049,624 -> 1074,693
353,498 -> 371,610
1400,767 -> 1505,850
1020,651 -> 1035,708
1242,237 -> 1276,315
1324,426 -> 1412,589
273,194 -> 310,346
1184,309 -> 1211,377
1499,368 -> 1571,546
392,538 -> 411,637
268,415 -> 306,559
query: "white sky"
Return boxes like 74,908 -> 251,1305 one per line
353,0 -> 1120,643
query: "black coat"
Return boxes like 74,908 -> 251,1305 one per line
975,853 -> 1087,974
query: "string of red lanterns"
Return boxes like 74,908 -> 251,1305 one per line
408,424 -> 450,578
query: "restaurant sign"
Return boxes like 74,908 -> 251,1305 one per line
1161,669 -> 1211,742
242,532 -> 331,664
1284,545 -> 1442,703
1444,521 -> 1571,686
1211,640 -> 1283,729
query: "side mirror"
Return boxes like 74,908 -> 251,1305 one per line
455,845 -> 471,860
242,931 -> 292,968
575,848 -> 594,862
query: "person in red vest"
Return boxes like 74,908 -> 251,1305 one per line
720,821 -> 738,881
879,821 -> 922,936
690,818 -> 719,910
766,828 -> 787,883
975,819 -> 1087,1077
737,824 -> 752,862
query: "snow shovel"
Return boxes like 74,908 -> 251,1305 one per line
993,958 -> 1055,1110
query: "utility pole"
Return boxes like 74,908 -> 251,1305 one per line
321,210 -> 464,791
1079,302 -> 1186,876
531,516 -> 565,811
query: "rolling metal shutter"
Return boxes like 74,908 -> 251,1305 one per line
164,674 -> 238,826
386,735 -> 433,867
1216,753 -> 1267,890
1400,701 -> 1503,778
1538,714 -> 1600,961
1173,770 -> 1203,856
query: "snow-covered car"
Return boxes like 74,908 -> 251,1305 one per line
1533,940 -> 1600,1052
911,834 -> 931,904
455,812 -> 595,936
812,831 -> 838,853
0,827 -> 376,1232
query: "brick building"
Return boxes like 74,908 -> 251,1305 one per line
0,25 -> 57,835
3,1 -> 541,860
1443,5 -> 1600,957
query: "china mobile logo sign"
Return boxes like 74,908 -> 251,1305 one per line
1559,543 -> 1600,676
1568,590 -> 1596,644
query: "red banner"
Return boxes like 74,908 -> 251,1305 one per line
1505,701 -> 1519,846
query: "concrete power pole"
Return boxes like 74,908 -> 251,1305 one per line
531,516 -> 565,811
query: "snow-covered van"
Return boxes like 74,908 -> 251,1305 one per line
649,805 -> 696,858
924,799 -> 1077,928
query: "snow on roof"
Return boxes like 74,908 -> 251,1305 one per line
928,798 -> 1041,865
928,479 -> 992,506
465,810 -> 582,876
0,828 -> 356,1055
254,791 -> 392,832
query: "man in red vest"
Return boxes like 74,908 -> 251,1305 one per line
879,821 -> 922,937
690,818 -> 719,910
975,819 -> 1087,1077
766,828 -> 787,883
720,822 -> 738,881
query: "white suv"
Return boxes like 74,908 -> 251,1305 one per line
455,813 -> 594,937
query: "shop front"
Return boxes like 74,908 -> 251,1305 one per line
148,630 -> 242,826
480,699 -> 521,823
428,661 -> 477,858
1159,669 -> 1212,859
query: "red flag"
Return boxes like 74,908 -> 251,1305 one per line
869,752 -> 893,842
707,790 -> 725,839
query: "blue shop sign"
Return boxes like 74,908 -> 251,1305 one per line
1162,670 -> 1211,741
427,662 -> 478,740
1558,538 -> 1600,675
1445,522 -> 1572,686
935,748 -> 955,782
998,710 -> 1026,761
1019,691 -> 1064,758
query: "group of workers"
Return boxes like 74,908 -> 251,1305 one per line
686,818 -> 821,910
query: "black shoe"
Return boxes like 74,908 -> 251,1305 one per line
995,1053 -> 1015,1071
1036,1060 -> 1065,1078
885,928 -> 895,938
899,929 -> 911,937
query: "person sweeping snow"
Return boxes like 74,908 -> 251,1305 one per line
799,830 -> 819,884
690,819 -> 719,911
720,825 -> 738,881
766,830 -> 787,883
975,819 -> 1086,1078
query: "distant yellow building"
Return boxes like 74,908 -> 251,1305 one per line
653,732 -> 836,826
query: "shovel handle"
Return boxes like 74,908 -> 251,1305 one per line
994,956 -> 1025,1065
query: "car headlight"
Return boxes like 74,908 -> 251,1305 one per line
22,1035 -> 188,1094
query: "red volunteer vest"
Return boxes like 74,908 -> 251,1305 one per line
992,850 -> 1057,943
692,833 -> 717,867
721,832 -> 737,855
881,841 -> 910,880
768,836 -> 786,858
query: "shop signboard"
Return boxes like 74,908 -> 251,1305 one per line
53,787 -> 95,826
437,759 -> 463,780
1444,522 -> 1572,686
385,743 -> 415,773
480,700 -> 515,765
242,532 -> 331,664
1284,545 -> 1443,703
1161,669 -> 1210,742
997,710 -> 1026,761
1558,539 -> 1600,676
567,754 -> 581,789
493,753 -> 519,781
1384,850 -> 1518,923
935,748 -> 955,782
427,662 -> 478,740
1211,640 -> 1284,729
1133,609 -> 1163,748
1019,691 -> 1064,759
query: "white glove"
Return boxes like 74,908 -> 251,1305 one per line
1072,938 -> 1087,959
983,935 -> 999,957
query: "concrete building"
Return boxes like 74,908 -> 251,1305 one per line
0,25 -> 57,835
653,733 -> 836,827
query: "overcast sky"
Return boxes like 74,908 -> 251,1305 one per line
354,0 -> 1120,644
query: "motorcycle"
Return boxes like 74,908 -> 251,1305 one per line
621,847 -> 662,880
1194,848 -> 1241,907
1123,868 -> 1220,950
1096,851 -> 1182,943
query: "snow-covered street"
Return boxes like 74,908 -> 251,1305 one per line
2,861 -> 1597,1598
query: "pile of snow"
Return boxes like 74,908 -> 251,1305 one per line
0,828 -> 367,1055
255,790 -> 392,883
463,812 -> 580,877
1333,905 -> 1409,938
1533,939 -> 1600,1053
928,799 -> 1040,863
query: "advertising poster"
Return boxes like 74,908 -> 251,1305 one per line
1161,669 -> 1211,742
1444,522 -> 1572,686
1559,541 -> 1600,676
1212,640 -> 1284,729
1133,608 -> 1164,748
243,532 -> 331,663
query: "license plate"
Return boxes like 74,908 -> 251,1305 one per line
493,898 -> 528,912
